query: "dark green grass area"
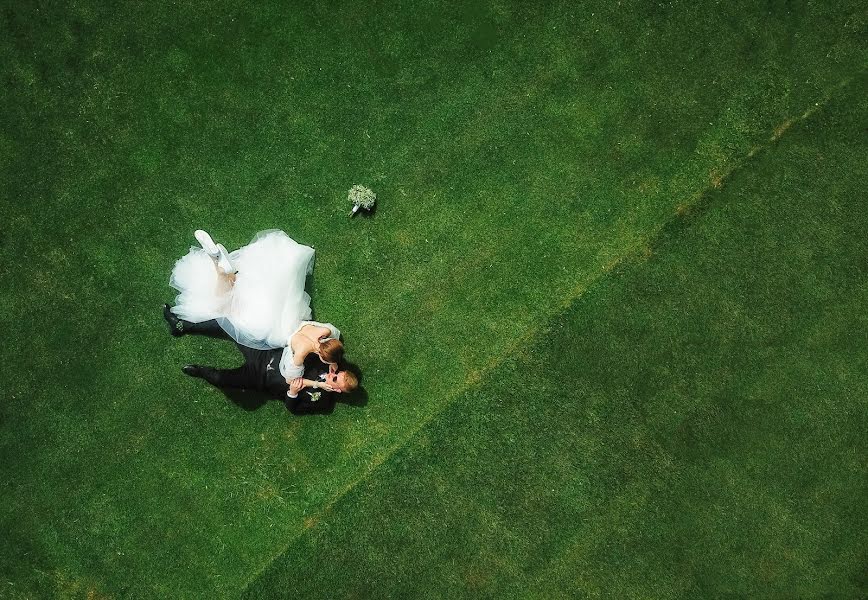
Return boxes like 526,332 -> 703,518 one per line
1,0 -> 866,597
245,77 -> 868,598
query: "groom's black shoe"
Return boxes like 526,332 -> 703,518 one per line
163,304 -> 185,337
183,364 -> 221,386
182,364 -> 203,377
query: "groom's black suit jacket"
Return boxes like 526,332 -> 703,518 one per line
283,354 -> 337,415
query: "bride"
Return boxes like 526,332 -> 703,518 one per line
168,230 -> 343,373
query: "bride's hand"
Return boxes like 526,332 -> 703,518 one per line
329,363 -> 338,374
288,377 -> 304,396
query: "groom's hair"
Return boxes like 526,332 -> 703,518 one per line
341,370 -> 359,392
320,339 -> 344,363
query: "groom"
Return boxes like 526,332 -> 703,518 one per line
163,305 -> 357,414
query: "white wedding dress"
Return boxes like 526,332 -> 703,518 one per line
169,229 -> 315,350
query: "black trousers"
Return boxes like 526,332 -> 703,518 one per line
185,319 -> 288,398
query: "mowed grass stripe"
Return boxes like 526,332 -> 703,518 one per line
239,69 -> 860,593
523,77 -> 868,599
1,1 -> 866,597
244,71 -> 868,599
266,0 -> 868,540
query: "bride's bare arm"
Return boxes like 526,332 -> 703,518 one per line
302,378 -> 334,391
312,325 -> 332,339
289,334 -> 308,366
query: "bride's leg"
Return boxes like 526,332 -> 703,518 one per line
197,247 -> 235,292
214,269 -> 236,294
195,230 -> 236,275
215,243 -> 237,275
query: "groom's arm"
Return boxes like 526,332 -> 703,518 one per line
283,379 -> 335,415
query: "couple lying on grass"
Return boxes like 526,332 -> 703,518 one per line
163,229 -> 359,415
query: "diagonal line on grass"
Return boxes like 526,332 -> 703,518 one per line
524,74 -> 868,595
239,72 -> 861,595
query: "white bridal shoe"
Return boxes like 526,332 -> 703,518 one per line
194,229 -> 237,274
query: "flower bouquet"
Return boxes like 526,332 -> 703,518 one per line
348,185 -> 376,217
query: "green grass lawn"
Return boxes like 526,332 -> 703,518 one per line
245,73 -> 868,599
1,0 -> 865,597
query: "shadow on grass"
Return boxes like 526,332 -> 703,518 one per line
220,388 -> 271,412
350,199 -> 379,219
338,361 -> 368,410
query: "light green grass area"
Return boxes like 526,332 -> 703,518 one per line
245,74 -> 868,598
1,0 -> 865,597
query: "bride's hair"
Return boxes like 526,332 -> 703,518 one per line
319,338 -> 344,363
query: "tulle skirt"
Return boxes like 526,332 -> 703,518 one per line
169,230 -> 314,350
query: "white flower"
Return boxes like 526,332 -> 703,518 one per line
309,391 -> 322,403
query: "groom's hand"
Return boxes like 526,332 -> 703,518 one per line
289,377 -> 304,396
